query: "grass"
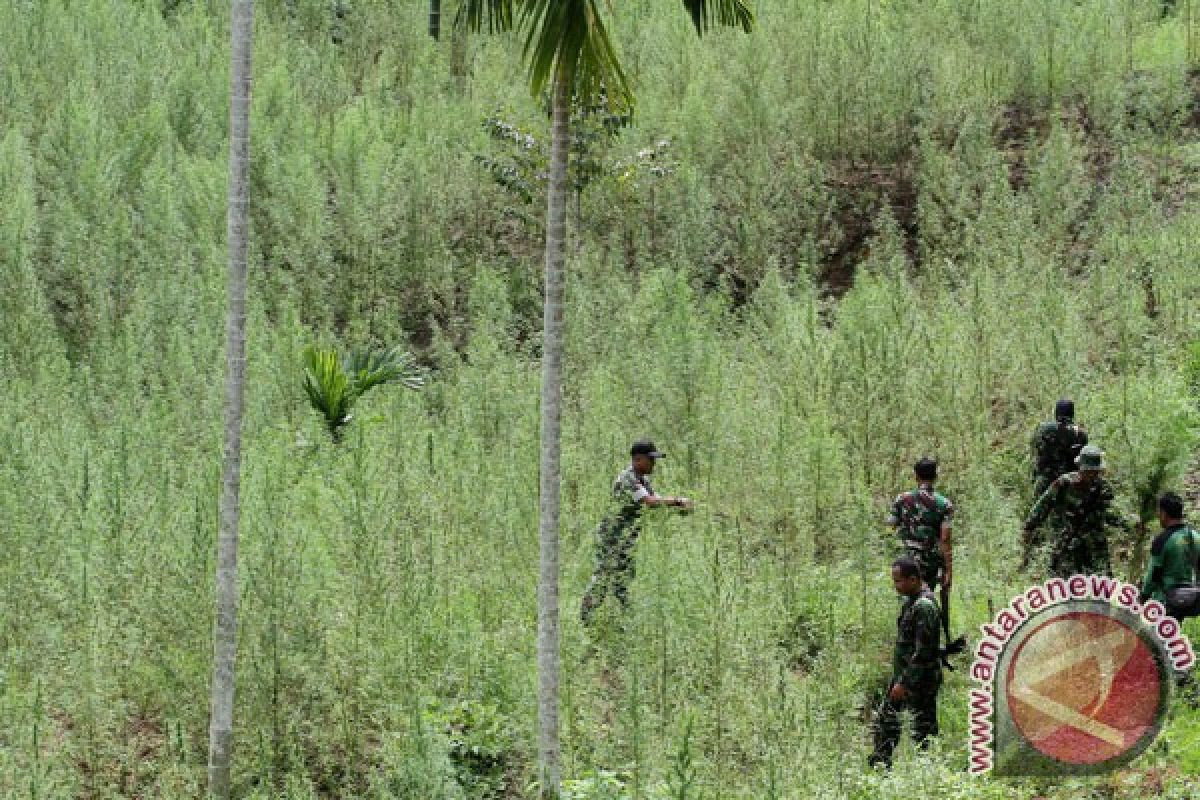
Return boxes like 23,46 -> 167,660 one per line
3,0 -> 1200,797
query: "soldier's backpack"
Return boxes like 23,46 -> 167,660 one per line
1165,528 -> 1200,619
1035,422 -> 1087,476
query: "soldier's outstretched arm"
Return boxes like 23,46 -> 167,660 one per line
1024,481 -> 1059,533
642,494 -> 693,510
620,472 -> 692,512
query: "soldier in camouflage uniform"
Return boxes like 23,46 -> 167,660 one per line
887,458 -> 954,592
1031,398 -> 1089,501
580,440 -> 693,624
870,555 -> 943,769
1022,445 -> 1131,577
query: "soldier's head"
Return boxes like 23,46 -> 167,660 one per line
1055,398 -> 1075,423
630,440 -> 665,475
914,457 -> 938,484
1074,445 -> 1106,485
891,556 -> 924,597
1158,492 -> 1185,527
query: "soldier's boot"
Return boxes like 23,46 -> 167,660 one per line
868,737 -> 896,769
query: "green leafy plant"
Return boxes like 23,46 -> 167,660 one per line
426,700 -> 520,800
559,770 -> 632,800
1092,366 -> 1200,580
302,345 -> 424,442
1183,339 -> 1200,402
474,98 -> 633,210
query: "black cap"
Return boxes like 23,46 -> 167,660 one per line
631,440 -> 665,459
914,457 -> 937,481
1055,399 -> 1074,420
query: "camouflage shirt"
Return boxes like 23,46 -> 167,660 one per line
608,466 -> 655,530
893,589 -> 942,687
887,484 -> 954,561
1024,472 -> 1125,533
1032,420 -> 1088,480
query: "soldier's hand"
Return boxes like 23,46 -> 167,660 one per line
676,497 -> 695,512
889,683 -> 908,703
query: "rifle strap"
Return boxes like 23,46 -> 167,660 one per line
1187,527 -> 1199,586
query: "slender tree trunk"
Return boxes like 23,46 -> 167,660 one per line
429,0 -> 441,39
208,1 -> 253,797
450,27 -> 469,89
537,66 -> 570,800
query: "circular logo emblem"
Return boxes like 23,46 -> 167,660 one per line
1004,607 -> 1169,769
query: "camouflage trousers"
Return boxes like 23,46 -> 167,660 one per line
1049,527 -> 1110,577
870,676 -> 941,768
580,520 -> 639,624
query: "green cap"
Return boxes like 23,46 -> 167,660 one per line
1075,445 -> 1106,471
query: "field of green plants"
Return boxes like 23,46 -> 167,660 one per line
3,0 -> 1200,797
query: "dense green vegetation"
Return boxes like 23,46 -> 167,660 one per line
3,0 -> 1200,797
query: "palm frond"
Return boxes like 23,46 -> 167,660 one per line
681,0 -> 755,35
519,0 -> 632,109
454,0 -> 515,34
303,346 -> 353,439
304,344 -> 424,442
344,345 -> 426,396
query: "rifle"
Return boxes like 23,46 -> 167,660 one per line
939,581 -> 967,669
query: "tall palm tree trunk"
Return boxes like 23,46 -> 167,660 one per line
537,65 -> 570,800
429,0 -> 441,39
209,1 -> 253,797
